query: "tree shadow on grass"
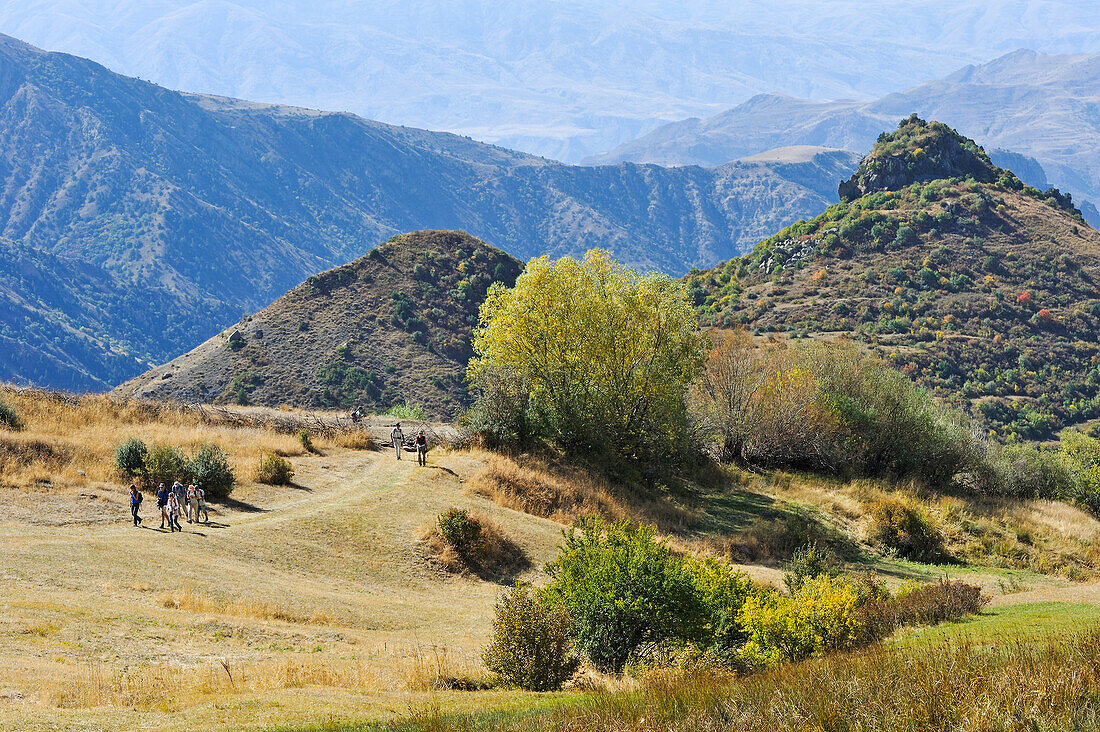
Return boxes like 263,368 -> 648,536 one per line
217,497 -> 265,514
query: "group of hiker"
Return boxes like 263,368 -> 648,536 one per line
128,480 -> 208,531
125,420 -> 429,529
390,422 -> 429,466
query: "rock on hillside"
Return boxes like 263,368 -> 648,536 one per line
688,120 -> 1100,440
0,33 -> 863,392
112,231 -> 521,419
838,116 -> 997,200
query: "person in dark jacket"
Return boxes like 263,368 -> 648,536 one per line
156,483 -> 170,529
415,431 -> 428,466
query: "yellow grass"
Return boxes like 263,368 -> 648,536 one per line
465,448 -> 690,530
158,586 -> 335,624
0,386 -> 322,489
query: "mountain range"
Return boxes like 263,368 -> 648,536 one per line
3,1 -> 1100,161
590,50 -> 1100,225
0,34 -> 857,392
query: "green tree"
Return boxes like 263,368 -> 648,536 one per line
469,249 -> 707,462
544,516 -> 705,673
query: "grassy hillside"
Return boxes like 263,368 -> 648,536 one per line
0,33 -> 853,392
111,231 -> 521,419
0,386 -> 1096,730
688,117 -> 1100,439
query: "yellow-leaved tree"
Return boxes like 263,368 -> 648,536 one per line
468,249 -> 707,463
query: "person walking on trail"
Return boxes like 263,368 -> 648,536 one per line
186,483 -> 198,523
415,430 -> 428,466
129,485 -> 143,526
171,480 -> 185,519
391,422 -> 405,460
196,485 -> 209,524
156,483 -> 170,529
166,491 -> 183,532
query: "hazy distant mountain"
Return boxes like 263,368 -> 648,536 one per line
590,50 -> 1100,224
2,1 -> 1099,162
0,35 -> 856,391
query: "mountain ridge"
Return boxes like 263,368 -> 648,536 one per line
589,50 -> 1100,225
0,33 -> 854,391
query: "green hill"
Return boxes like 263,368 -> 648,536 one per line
688,116 -> 1100,440
111,231 -> 520,418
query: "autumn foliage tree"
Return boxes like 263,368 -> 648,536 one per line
468,249 -> 707,463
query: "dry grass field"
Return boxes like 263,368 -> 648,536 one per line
0,388 -> 1098,730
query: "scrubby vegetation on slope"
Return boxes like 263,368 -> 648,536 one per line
688,116 -> 1100,440
113,231 -> 521,419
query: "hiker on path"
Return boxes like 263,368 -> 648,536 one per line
415,430 -> 428,466
391,422 -> 404,460
166,491 -> 183,532
186,483 -> 198,523
171,481 -> 185,518
156,483 -> 170,529
196,485 -> 209,524
351,406 -> 363,423
129,484 -> 143,526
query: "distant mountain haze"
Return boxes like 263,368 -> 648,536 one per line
1,1 -> 1099,161
0,35 -> 857,391
591,50 -> 1100,224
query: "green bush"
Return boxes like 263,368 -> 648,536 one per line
256,452 -> 293,485
114,438 -> 148,479
384,402 -> 428,421
188,444 -> 235,500
297,429 -> 316,454
482,584 -> 579,691
143,444 -> 187,488
783,541 -> 838,594
545,517 -> 705,673
685,554 -> 756,665
736,574 -> 863,668
0,398 -> 21,431
437,507 -> 482,553
867,499 -> 944,562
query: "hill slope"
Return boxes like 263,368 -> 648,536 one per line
112,231 -> 520,419
591,50 -> 1100,224
688,117 -> 1100,440
0,34 -> 861,392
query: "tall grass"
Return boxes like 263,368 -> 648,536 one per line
352,630 -> 1100,731
0,387 -> 313,489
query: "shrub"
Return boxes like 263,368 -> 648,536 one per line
188,444 -> 235,500
686,555 -> 756,665
856,579 -> 987,642
437,507 -> 482,553
0,398 -> 22,431
424,510 -> 529,581
297,429 -> 316,454
143,444 -> 187,488
737,574 -> 863,668
385,402 -> 428,421
256,452 -> 293,485
114,438 -> 148,479
783,541 -> 838,594
867,499 -> 944,562
544,516 -> 705,673
482,585 -> 579,691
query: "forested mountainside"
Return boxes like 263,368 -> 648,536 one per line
0,34 -> 855,391
689,117 -> 1100,440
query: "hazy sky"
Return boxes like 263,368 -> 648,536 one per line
2,1 -> 1098,160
